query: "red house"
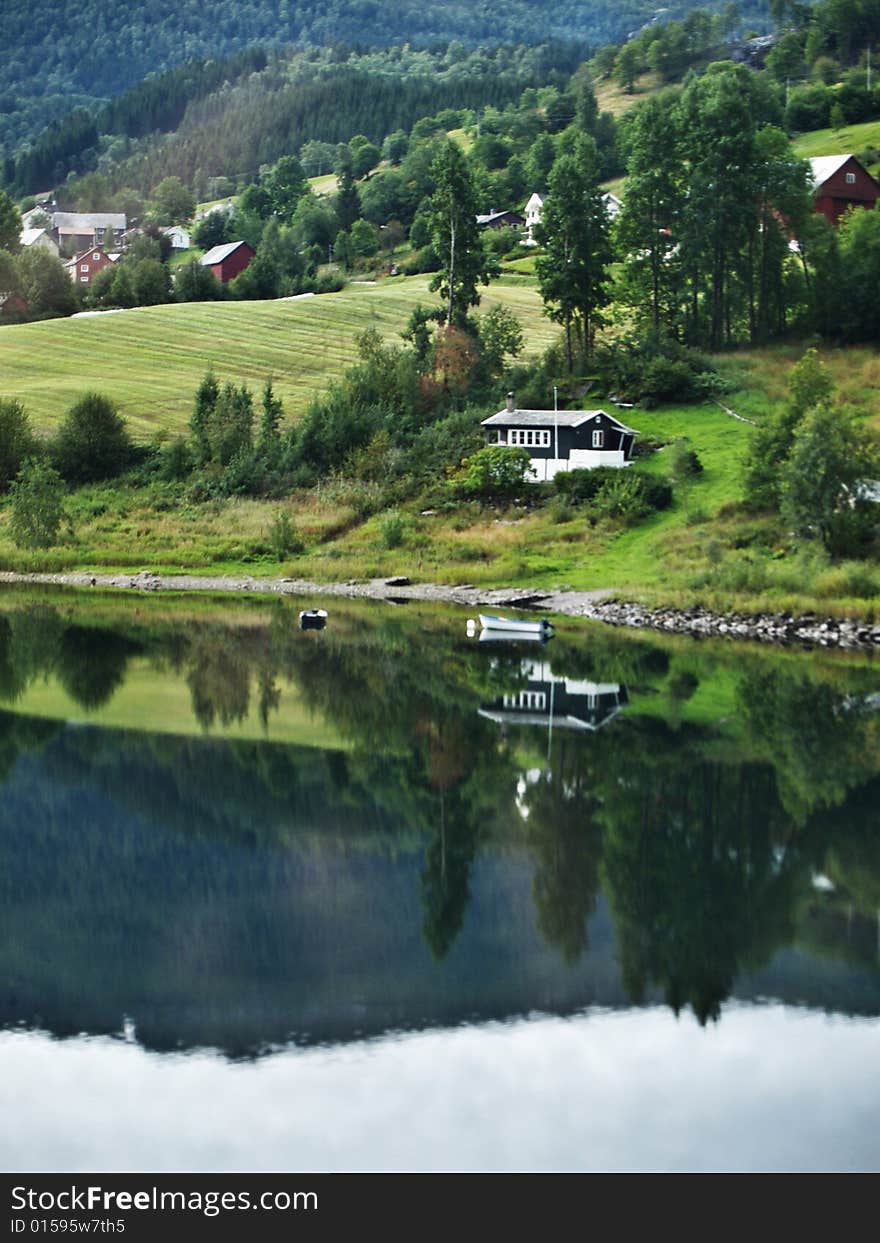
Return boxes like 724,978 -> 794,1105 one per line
64,245 -> 114,285
199,240 -> 255,283
810,155 -> 880,225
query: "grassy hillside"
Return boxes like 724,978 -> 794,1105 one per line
792,119 -> 880,178
0,274 -> 556,438
1,344 -> 876,622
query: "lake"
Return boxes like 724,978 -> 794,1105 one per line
0,587 -> 877,1172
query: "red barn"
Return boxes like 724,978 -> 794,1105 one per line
64,245 -> 114,286
810,155 -> 879,225
200,240 -> 255,283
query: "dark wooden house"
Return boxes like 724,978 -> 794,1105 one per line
481,394 -> 639,481
476,209 -> 526,229
479,659 -> 628,732
200,240 -> 256,284
810,155 -> 879,225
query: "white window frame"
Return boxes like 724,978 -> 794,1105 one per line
592,429 -> 605,448
92,252 -> 100,260
80,276 -> 88,282
80,263 -> 89,272
510,429 -> 550,447
845,172 -> 856,185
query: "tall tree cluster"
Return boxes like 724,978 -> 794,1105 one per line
616,65 -> 814,349
535,134 -> 612,369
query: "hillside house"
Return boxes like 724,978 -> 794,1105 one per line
524,192 -> 545,244
481,394 -> 639,482
523,190 -> 621,244
52,212 -> 127,253
160,225 -> 191,250
64,245 -> 114,285
200,240 -> 255,283
20,227 -> 59,257
810,155 -> 879,225
476,209 -> 525,229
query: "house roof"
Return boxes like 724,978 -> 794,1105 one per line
200,240 -> 251,266
52,212 -> 127,230
476,210 -> 524,225
481,407 -> 639,434
20,228 -> 49,246
64,245 -> 109,266
809,155 -> 857,188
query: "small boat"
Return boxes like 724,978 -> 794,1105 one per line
478,614 -> 553,635
299,608 -> 327,631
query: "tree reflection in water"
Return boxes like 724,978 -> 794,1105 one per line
0,595 -> 876,1031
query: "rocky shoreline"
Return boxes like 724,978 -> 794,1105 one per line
0,569 -> 876,650
572,598 -> 880,650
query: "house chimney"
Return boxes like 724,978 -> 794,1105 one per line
506,392 -> 516,413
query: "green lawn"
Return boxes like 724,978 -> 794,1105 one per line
0,274 -> 557,437
308,173 -> 338,196
792,119 -> 880,177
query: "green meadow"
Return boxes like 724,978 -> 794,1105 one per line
792,118 -> 880,177
0,274 -> 556,437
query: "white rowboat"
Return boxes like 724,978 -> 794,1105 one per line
478,614 -> 553,635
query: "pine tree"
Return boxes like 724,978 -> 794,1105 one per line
535,135 -> 612,370
616,94 -> 685,332
426,139 -> 497,328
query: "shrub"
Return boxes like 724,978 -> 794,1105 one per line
553,465 -> 671,521
453,445 -> 534,497
671,438 -> 703,479
158,437 -> 192,482
593,471 -> 649,523
268,509 -> 304,559
8,458 -> 69,549
593,330 -> 726,407
0,399 -> 39,492
379,509 -> 406,549
53,392 -> 133,483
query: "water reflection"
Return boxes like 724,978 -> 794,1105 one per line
0,592 -> 876,1063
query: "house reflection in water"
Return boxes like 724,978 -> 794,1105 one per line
479,659 -> 628,732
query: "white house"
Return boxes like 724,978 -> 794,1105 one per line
160,225 -> 192,250
523,192 -> 545,245
523,190 -> 622,245
20,227 -> 59,257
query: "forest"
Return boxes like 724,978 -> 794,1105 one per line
0,0 -> 776,157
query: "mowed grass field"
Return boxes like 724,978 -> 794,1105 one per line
792,118 -> 880,177
0,274 -> 557,438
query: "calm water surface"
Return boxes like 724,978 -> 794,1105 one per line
0,589 -> 877,1171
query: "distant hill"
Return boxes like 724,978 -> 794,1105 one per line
2,0 -> 772,158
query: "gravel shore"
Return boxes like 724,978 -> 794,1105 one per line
0,570 -> 876,650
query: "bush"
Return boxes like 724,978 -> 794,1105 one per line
553,466 -> 672,518
158,437 -> 192,482
453,445 -> 534,497
268,509 -> 304,559
379,509 -> 406,549
0,399 -> 39,492
671,438 -> 703,479
53,392 -> 133,483
8,458 -> 69,549
593,330 -> 726,407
